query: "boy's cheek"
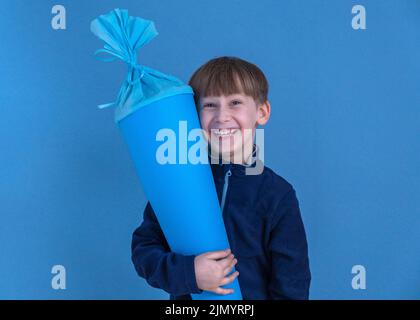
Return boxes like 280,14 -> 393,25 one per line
202,129 -> 210,142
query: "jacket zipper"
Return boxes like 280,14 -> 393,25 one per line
220,169 -> 232,214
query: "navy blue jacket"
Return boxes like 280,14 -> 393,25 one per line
131,155 -> 311,300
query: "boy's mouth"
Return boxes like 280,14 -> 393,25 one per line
210,128 -> 240,137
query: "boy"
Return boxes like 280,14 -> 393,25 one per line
131,56 -> 311,299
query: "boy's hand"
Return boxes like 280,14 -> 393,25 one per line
194,248 -> 239,295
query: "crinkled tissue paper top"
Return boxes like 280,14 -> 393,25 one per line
91,8 -> 193,123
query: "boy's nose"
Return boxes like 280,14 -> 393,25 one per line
214,107 -> 231,123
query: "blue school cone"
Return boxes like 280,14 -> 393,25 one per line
91,8 -> 242,300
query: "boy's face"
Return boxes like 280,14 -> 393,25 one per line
199,93 -> 270,163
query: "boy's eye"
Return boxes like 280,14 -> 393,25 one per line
203,103 -> 216,108
231,100 -> 242,106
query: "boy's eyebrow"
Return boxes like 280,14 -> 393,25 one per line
200,98 -> 218,103
200,97 -> 219,104
226,93 -> 246,98
201,94 -> 246,101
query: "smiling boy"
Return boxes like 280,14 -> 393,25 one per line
201,92 -> 266,168
131,56 -> 311,299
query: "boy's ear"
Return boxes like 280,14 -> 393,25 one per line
256,100 -> 271,126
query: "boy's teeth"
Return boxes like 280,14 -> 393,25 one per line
212,129 -> 238,136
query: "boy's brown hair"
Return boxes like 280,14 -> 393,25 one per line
188,56 -> 269,109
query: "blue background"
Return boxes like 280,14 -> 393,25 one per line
0,0 -> 419,299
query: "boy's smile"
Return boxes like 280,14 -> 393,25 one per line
199,93 -> 270,164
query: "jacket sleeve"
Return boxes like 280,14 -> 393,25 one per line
131,201 -> 203,296
267,188 -> 311,300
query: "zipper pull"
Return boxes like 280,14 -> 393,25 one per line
220,169 -> 232,213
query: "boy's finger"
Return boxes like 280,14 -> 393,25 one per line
223,258 -> 238,275
212,287 -> 234,295
206,248 -> 231,260
220,271 -> 239,286
218,254 -> 234,268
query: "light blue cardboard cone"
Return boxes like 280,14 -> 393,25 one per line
91,8 -> 242,300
